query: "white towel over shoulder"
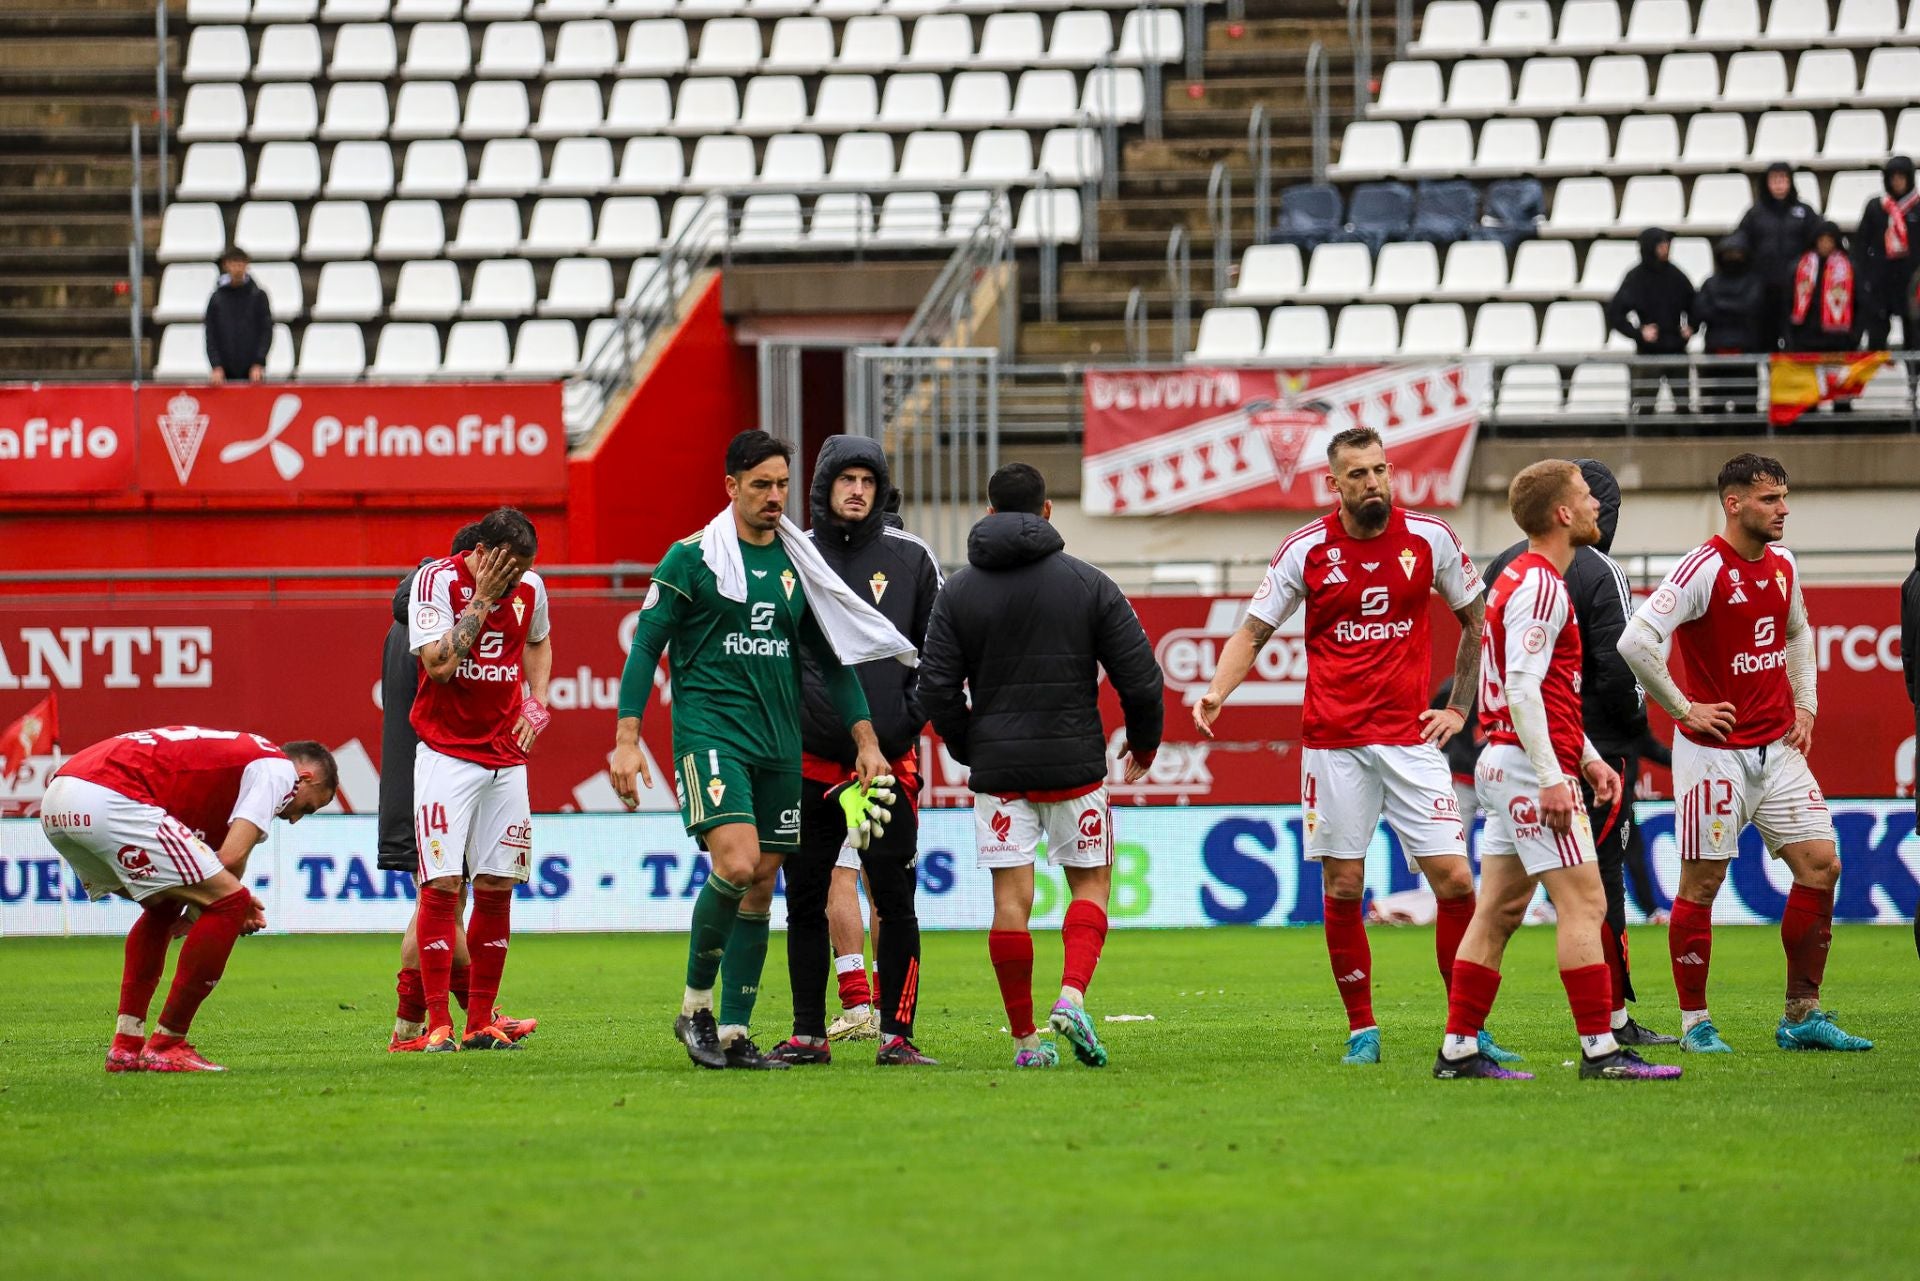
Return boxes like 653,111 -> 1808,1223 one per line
700,507 -> 917,667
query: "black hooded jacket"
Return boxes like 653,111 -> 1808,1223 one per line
1484,460 -> 1647,757
1902,529 -> 1920,823
203,274 -> 273,375
798,435 -> 944,766
377,563 -> 428,860
1607,228 -> 1696,354
1736,163 -> 1816,287
1694,232 -> 1768,352
1855,156 -> 1920,285
918,512 -> 1163,795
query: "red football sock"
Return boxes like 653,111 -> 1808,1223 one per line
1434,892 -> 1475,994
121,901 -> 184,1023
155,889 -> 249,1036
1323,895 -> 1376,1031
417,886 -> 461,1032
1446,959 -> 1502,1038
395,968 -> 425,1024
463,889 -> 513,1036
1669,896 -> 1714,1011
1600,922 -> 1629,1011
1060,899 -> 1109,994
988,929 -> 1036,1039
449,963 -> 472,1012
1781,882 -> 1834,1004
1559,963 -> 1614,1038
836,961 -> 871,1010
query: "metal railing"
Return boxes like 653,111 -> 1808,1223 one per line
1248,104 -> 1272,245
1397,0 -> 1414,59
1183,0 -> 1206,82
897,198 -> 1016,351
1347,0 -> 1374,119
1141,1 -> 1165,142
1124,287 -> 1150,362
1166,226 -> 1191,358
1306,41 -> 1331,184
1206,162 -> 1232,302
153,1 -> 170,213
847,346 -> 1000,562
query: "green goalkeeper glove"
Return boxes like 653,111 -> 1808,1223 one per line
828,774 -> 897,850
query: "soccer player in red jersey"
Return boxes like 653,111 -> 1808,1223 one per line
1435,461 -> 1680,1081
407,507 -> 553,1053
38,727 -> 337,1072
1195,426 -> 1517,1066
1619,454 -> 1871,1053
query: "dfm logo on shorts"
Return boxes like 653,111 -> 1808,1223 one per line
1076,808 -> 1104,851
1508,796 -> 1544,840
115,846 -> 156,879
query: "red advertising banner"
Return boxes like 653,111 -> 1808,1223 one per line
1,382 -> 566,500
0,587 -> 1906,816
0,384 -> 138,494
1081,364 -> 1489,515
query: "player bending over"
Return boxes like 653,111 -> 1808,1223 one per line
1196,426 -> 1519,1066
610,430 -> 903,1070
1618,454 -> 1870,1054
1434,462 -> 1680,1082
39,727 -> 336,1072
407,507 -> 553,1053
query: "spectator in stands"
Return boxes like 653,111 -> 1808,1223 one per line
1693,232 -> 1766,420
1606,228 -> 1695,416
1788,221 -> 1860,357
1736,163 -> 1815,352
203,246 -> 271,384
1855,156 -> 1920,350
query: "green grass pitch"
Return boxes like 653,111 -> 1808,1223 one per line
4,925 -> 1918,1279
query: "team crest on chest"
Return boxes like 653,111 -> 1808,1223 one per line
1775,569 -> 1788,596
869,571 -> 888,603
1398,547 -> 1418,578
512,598 -> 526,624
780,568 -> 796,599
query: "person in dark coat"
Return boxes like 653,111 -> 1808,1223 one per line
1788,221 -> 1861,356
1736,162 -> 1816,352
1484,460 -> 1674,1045
1855,155 -> 1920,349
1607,227 -> 1696,415
202,246 -> 272,383
773,435 -> 944,1064
918,463 -> 1162,1068
1905,529 -> 1920,957
1693,232 -> 1768,419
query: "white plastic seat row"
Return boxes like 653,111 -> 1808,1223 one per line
1409,0 -> 1907,59
156,318 -> 592,380
1189,300 -> 1628,362
1540,170 -> 1833,238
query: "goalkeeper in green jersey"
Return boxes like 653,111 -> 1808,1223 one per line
611,431 -> 892,1070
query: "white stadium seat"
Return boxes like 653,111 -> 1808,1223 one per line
1405,119 -> 1472,177
1652,52 -> 1720,112
371,323 -> 442,379
766,17 -> 836,73
451,198 -> 523,257
1012,71 -> 1080,128
616,137 -> 685,191
473,138 -> 544,195
736,194 -> 806,247
1514,57 -> 1580,113
442,321 -> 511,377
1041,11 -> 1112,67
392,81 -> 459,139
876,191 -> 943,243
693,18 -> 763,73
154,263 -> 220,323
512,320 -> 581,376
1554,0 -> 1622,52
1680,173 -> 1751,233
1791,50 -> 1859,105
1583,54 -> 1649,109
476,22 -> 546,79
330,23 -> 400,79
311,260 -> 385,321
623,20 -> 690,75
254,25 -> 322,81
881,74 -> 945,130
1399,302 -> 1467,355
396,139 -> 467,197
1299,242 -> 1372,303
1538,300 -> 1607,355
1578,239 -> 1640,298
524,197 -> 595,255
534,80 -> 605,139
1470,302 -> 1539,355
808,193 -> 874,245
541,257 -> 616,316
1225,244 -> 1303,303
1039,127 -> 1101,184
249,84 -> 317,141
1546,176 -> 1619,237
1836,0 -> 1899,43
836,16 -> 903,72
156,325 -> 213,379
375,198 -> 447,259
233,200 -> 301,259
1116,8 -> 1181,65
906,14 -> 972,71
1370,241 -> 1438,302
463,259 -> 537,318
1508,239 -> 1577,299
1859,47 -> 1920,108
545,137 -> 616,193
1618,174 -> 1685,230
180,84 -> 247,141
1678,113 -> 1749,171
252,142 -> 322,199
1328,122 -> 1403,180
828,132 -> 895,184
759,133 -> 826,184
1191,307 -> 1262,360
1264,305 -> 1331,358
1485,0 -> 1554,53
402,23 -> 472,79
606,79 -> 672,134
1694,0 -> 1760,47
592,196 -> 662,254
976,13 -> 1043,69
1446,59 -> 1511,115
1543,116 -> 1609,174
303,200 -> 375,260
1752,112 -> 1818,168
461,82 -> 531,139
320,83 -> 390,139
1375,62 -> 1443,118
1410,1 -> 1484,56
1473,118 -> 1541,176
177,143 -> 248,200
297,322 -> 367,379
686,135 -> 757,187
1435,241 -> 1508,299
551,20 -> 620,76
1721,51 -> 1788,108
899,130 -> 964,183
1330,304 -> 1399,358
813,75 -> 878,130
946,72 -> 1012,129
673,77 -> 741,135
1496,364 -> 1563,418
1622,0 -> 1690,50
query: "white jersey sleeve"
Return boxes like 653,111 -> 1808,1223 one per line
1246,530 -> 1314,629
525,570 -> 552,644
1414,515 -> 1482,610
1779,548 -> 1816,714
1501,567 -> 1570,690
229,757 -> 299,840
408,558 -> 459,656
1630,544 -> 1719,644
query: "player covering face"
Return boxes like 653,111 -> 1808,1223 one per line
39,728 -> 336,1072
1195,429 -> 1519,1067
1434,462 -> 1679,1081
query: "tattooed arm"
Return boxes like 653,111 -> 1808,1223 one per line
1420,596 -> 1484,747
417,545 -> 515,685
1192,614 -> 1276,740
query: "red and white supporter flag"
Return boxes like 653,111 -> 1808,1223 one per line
0,693 -> 57,782
1081,363 -> 1490,515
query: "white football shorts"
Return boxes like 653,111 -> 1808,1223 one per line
974,788 -> 1114,870
1301,743 -> 1468,868
38,775 -> 225,902
1671,734 -> 1835,861
413,744 -> 533,884
1475,744 -> 1598,878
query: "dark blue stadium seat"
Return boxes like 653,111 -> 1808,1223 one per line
1331,181 -> 1413,254
1472,178 -> 1544,250
1409,179 -> 1478,247
1272,182 -> 1343,251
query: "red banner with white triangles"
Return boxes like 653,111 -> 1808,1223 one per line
1081,364 -> 1490,515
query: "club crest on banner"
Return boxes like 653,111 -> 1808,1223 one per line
157,393 -> 210,485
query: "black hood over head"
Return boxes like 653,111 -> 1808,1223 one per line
1714,230 -> 1751,269
1574,458 -> 1622,554
1886,155 -> 1916,196
967,511 -> 1064,571
1814,219 -> 1844,251
1638,226 -> 1672,264
808,434 -> 891,550
1759,161 -> 1797,210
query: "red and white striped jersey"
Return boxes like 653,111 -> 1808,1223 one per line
1631,536 -> 1800,749
408,554 -> 551,769
1248,506 -> 1481,749
1481,552 -> 1586,779
55,726 -> 296,849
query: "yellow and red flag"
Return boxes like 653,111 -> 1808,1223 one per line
1768,351 -> 1890,426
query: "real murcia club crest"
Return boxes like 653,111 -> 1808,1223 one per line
512,598 -> 526,624
1399,547 -> 1418,578
869,571 -> 888,603
158,392 -> 210,485
707,776 -> 727,808
780,568 -> 796,600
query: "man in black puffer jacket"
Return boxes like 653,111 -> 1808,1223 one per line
919,463 -> 1162,1069
1736,162 -> 1816,352
770,435 -> 944,1065
1694,231 -> 1768,419
1607,227 -> 1696,417
1485,460 -> 1675,1047
203,247 -> 273,383
1855,155 -> 1920,349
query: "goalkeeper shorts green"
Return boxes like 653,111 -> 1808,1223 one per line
674,745 -> 800,852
